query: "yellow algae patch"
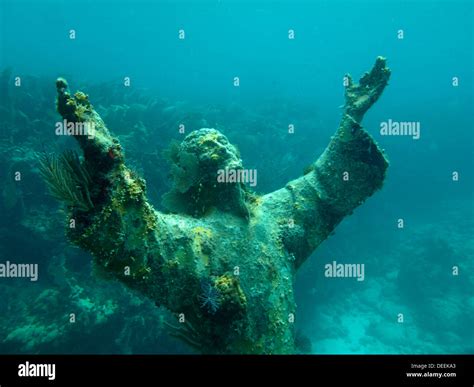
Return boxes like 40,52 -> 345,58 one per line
215,273 -> 247,308
191,226 -> 213,266
198,131 -> 220,145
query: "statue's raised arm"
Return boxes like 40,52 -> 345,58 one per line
263,57 -> 390,269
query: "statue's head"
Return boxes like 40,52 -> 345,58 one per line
162,128 -> 250,217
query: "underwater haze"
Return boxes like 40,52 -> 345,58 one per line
0,0 -> 473,354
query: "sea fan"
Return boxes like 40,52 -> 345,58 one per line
38,150 -> 93,211
198,278 -> 221,314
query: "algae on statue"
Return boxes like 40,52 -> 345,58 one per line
43,57 -> 391,353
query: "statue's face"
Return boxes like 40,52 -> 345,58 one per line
163,128 -> 249,216
172,128 -> 243,193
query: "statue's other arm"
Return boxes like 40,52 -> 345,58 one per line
53,79 -> 192,312
263,57 -> 390,269
51,82 -> 253,352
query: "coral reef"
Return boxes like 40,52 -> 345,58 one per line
0,248 -> 185,354
40,57 -> 391,354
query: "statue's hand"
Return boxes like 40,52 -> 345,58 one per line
344,56 -> 391,122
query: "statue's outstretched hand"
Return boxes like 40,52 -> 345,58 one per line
344,56 -> 391,122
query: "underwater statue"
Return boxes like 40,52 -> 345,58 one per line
41,57 -> 390,353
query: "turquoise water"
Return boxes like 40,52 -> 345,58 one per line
0,0 -> 472,353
